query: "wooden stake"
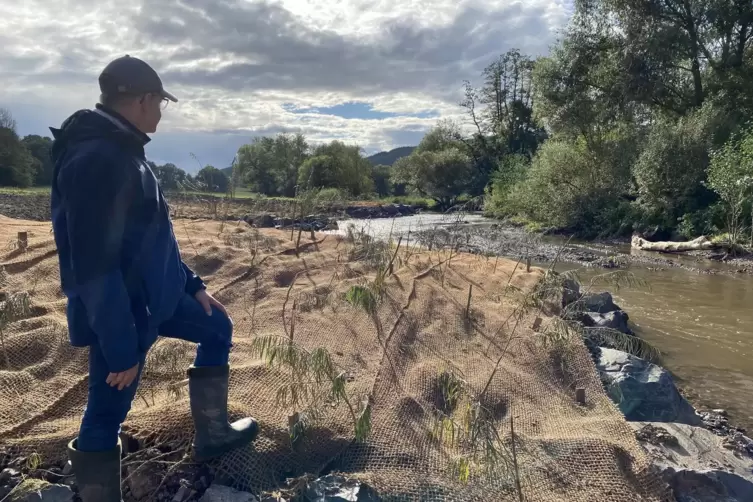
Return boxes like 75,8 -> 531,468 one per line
576,388 -> 586,406
532,317 -> 542,332
17,232 -> 28,251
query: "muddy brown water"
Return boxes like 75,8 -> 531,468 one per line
331,214 -> 753,431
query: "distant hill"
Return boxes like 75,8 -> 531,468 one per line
366,146 -> 415,166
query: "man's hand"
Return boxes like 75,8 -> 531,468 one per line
106,363 -> 140,391
195,289 -> 229,318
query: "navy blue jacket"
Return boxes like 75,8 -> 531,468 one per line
50,104 -> 205,373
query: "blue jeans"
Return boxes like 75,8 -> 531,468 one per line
76,293 -> 233,452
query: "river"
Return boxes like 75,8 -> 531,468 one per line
329,213 -> 753,431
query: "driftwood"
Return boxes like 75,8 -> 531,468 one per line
631,235 -> 717,253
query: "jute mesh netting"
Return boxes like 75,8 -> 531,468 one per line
0,215 -> 672,501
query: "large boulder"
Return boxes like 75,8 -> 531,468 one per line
583,310 -> 633,335
597,348 -> 701,425
631,422 -> 753,502
581,292 -> 621,313
561,278 -> 581,308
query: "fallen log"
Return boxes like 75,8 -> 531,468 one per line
631,235 -> 717,253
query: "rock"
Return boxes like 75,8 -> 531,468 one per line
561,278 -> 581,307
0,468 -> 20,484
630,422 -> 753,502
252,214 -> 275,228
126,449 -> 165,500
173,484 -> 195,502
597,348 -> 701,425
584,310 -> 633,335
581,292 -> 621,313
304,475 -> 381,502
199,484 -> 258,502
635,423 -> 679,447
5,480 -> 74,502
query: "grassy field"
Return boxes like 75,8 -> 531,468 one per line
0,186 -> 436,208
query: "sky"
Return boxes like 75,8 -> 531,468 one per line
0,0 -> 573,173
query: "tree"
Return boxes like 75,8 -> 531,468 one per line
150,162 -> 189,191
298,141 -> 374,196
707,125 -> 753,244
195,165 -> 229,193
21,135 -> 53,186
0,108 -> 16,131
371,164 -> 392,197
633,103 -> 722,229
392,148 -> 474,208
0,109 -> 36,187
235,133 -> 309,196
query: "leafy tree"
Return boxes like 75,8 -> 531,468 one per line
371,164 -> 392,197
149,162 -> 189,191
484,154 -> 530,217
633,103 -> 722,230
195,165 -> 229,193
235,133 -> 309,196
707,125 -> 753,243
0,109 -> 36,187
460,50 -> 547,194
21,135 -> 53,186
298,141 -> 374,196
392,148 -> 474,209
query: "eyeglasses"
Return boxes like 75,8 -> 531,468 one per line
160,97 -> 170,110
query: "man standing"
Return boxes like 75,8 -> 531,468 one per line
49,55 -> 258,501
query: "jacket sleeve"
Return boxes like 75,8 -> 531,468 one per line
59,152 -> 141,373
182,260 -> 206,296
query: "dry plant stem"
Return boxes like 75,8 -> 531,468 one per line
465,284 -> 473,319
510,415 -> 524,502
181,221 -> 200,256
282,273 -> 300,340
480,313 -> 523,400
387,236 -> 403,276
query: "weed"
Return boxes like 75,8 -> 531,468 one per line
250,335 -> 372,445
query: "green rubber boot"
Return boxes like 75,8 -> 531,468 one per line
66,437 -> 123,502
187,364 -> 259,461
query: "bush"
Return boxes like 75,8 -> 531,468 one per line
707,124 -> 753,243
633,104 -> 723,231
484,154 -> 529,218
500,140 -> 629,236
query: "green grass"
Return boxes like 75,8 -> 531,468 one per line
0,185 -> 440,211
0,186 -> 51,195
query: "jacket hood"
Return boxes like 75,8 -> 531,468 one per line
49,104 -> 151,163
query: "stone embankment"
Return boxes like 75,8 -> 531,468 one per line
560,278 -> 753,502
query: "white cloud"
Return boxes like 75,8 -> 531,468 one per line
0,0 -> 571,171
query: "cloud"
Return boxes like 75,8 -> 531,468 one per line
0,0 -> 571,172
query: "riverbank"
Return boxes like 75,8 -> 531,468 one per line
0,215 -> 676,501
558,276 -> 753,501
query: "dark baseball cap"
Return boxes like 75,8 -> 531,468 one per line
99,55 -> 178,103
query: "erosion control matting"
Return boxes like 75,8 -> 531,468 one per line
0,215 -> 671,501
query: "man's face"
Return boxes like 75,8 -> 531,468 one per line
138,93 -> 166,133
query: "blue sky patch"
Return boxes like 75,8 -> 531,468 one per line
282,101 -> 438,120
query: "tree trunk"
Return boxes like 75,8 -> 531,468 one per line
631,235 -> 716,252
